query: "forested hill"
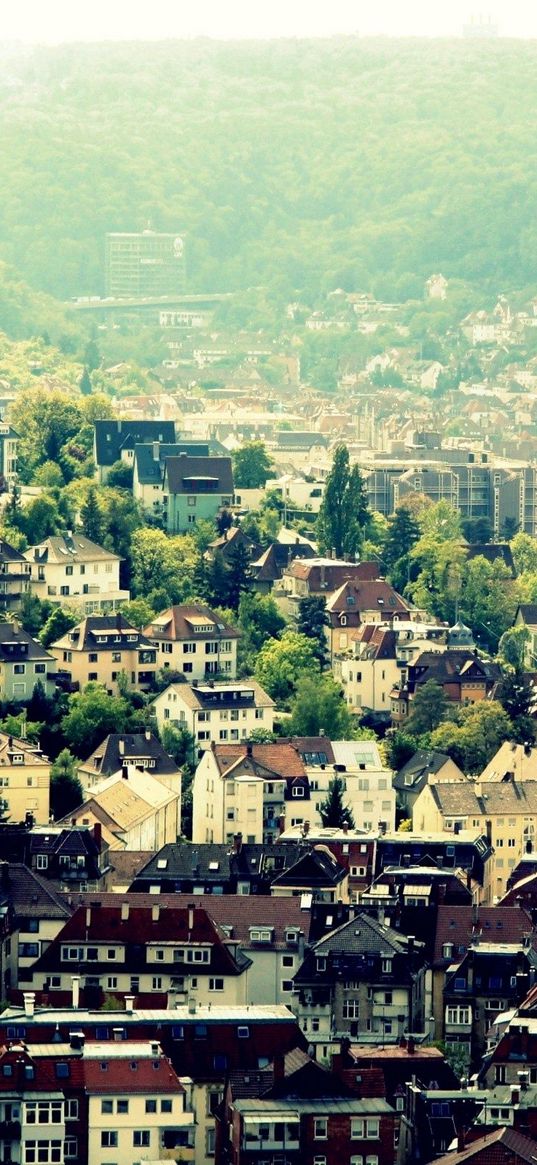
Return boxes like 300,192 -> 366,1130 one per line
1,37 -> 537,304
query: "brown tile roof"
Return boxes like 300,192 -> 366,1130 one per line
327,580 -> 409,618
430,780 -> 537,817
285,559 -> 379,589
431,1127 -> 537,1165
83,1053 -> 183,1094
433,905 -> 533,965
144,603 -> 240,642
211,742 -> 306,780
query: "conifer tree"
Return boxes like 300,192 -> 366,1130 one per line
80,486 -> 104,544
319,776 -> 355,829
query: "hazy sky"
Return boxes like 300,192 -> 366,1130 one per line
2,0 -> 537,43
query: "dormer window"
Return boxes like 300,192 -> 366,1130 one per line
340,615 -> 347,626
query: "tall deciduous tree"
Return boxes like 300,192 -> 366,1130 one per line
288,674 -> 354,738
232,441 -> 273,489
254,631 -> 319,703
406,679 -> 450,735
317,444 -> 369,559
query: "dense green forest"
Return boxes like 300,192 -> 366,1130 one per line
1,37 -> 537,307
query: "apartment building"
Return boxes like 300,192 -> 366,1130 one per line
326,579 -> 410,664
412,779 -> 537,902
143,603 -> 240,680
27,901 -> 250,1009
0,620 -> 55,703
163,454 -> 234,533
152,680 -> 274,752
25,533 -> 129,615
391,649 -> 499,725
93,418 -> 176,483
132,439 -> 210,515
288,737 -> 396,834
0,538 -> 31,613
192,742 -> 309,845
0,732 -> 51,826
77,731 -> 181,801
50,614 -> 158,694
336,619 -> 447,716
59,766 -> 181,851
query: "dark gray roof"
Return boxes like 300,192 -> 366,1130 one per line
393,750 -> 455,791
164,454 -> 233,495
134,442 -> 210,485
312,911 -> 412,956
0,625 -> 53,664
53,613 -> 154,653
0,539 -> 27,564
94,420 -> 176,468
0,863 -> 71,920
131,841 -> 305,886
82,733 -> 181,777
270,848 -> 347,889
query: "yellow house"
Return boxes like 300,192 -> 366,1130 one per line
51,613 -> 158,694
25,533 -> 129,614
0,732 -> 50,825
412,778 -> 537,903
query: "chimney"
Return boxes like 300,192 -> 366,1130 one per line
121,764 -> 129,781
152,441 -> 160,462
342,821 -> 349,835
272,1053 -> 285,1084
233,833 -> 243,855
510,1085 -> 520,1105
125,995 -> 135,1013
93,822 -> 102,849
118,739 -> 125,756
85,907 -> 91,929
151,903 -> 160,923
302,820 -> 310,839
121,902 -> 129,921
246,743 -> 253,758
145,729 -> 151,742
188,996 -> 196,1014
407,1037 -> 415,1055
71,976 -> 80,1009
23,992 -> 35,1018
518,1071 -> 530,1090
188,903 -> 194,932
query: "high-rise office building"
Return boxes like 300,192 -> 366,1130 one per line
104,229 -> 186,298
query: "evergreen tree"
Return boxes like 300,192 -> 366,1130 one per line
50,749 -> 84,820
80,486 -> 104,544
205,551 -> 231,608
296,595 -> 329,667
383,506 -> 421,577
319,776 -> 355,829
83,338 -> 100,372
406,679 -> 450,735
225,542 -> 252,611
317,444 -> 369,559
79,367 -> 92,396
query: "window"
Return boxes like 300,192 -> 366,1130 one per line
161,1099 -> 172,1113
237,1026 -> 250,1039
145,1099 -> 157,1113
117,1100 -> 129,1114
314,1118 -> 328,1139
101,1100 -> 113,1114
25,1101 -> 63,1124
101,1132 -> 118,1147
351,1119 -> 365,1139
14,663 -> 25,674
65,1100 -> 78,1120
281,979 -> 293,992
35,663 -> 46,674
314,1158 -> 327,1165
209,977 -> 224,991
24,1142 -> 62,1164
292,786 -> 304,798
112,652 -> 121,663
133,1131 -> 150,1147
152,976 -> 162,990
366,1120 -> 379,1139
88,652 -> 98,662
64,1139 -> 77,1159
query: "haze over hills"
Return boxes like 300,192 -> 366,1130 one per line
0,37 -> 536,310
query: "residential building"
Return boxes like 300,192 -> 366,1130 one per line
0,1001 -> 306,1165
58,766 -> 181,851
143,603 -> 240,680
292,912 -> 427,1055
479,741 -> 537,782
152,679 -> 274,752
162,453 -> 234,533
105,229 -> 186,298
50,613 -> 158,694
278,559 -> 385,619
0,861 -> 70,995
425,1126 -> 537,1165
206,525 -> 261,568
25,533 -> 129,614
0,733 -> 51,826
0,620 -> 55,703
325,578 -> 411,664
93,419 -> 176,483
515,604 -> 537,668
392,749 -> 466,821
285,736 -> 396,834
192,742 -> 310,845
0,538 -> 32,613
277,823 -> 378,903
412,779 -> 537,901
77,731 -> 182,806
0,422 -> 18,486
336,618 -> 447,716
375,831 -> 493,899
269,846 -> 350,903
26,901 -> 250,1009
129,837 -> 305,896
132,439 -> 210,516
250,539 -> 316,594
360,867 -> 473,959
391,649 -> 500,725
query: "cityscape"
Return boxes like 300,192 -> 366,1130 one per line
3,21 -> 537,1165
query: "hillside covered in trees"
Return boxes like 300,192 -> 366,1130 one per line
1,37 -> 537,307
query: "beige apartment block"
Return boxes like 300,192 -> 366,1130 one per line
51,613 -> 158,695
143,603 -> 240,680
152,679 -> 274,751
25,533 -> 129,614
0,732 -> 51,825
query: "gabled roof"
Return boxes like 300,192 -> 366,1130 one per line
94,420 -> 176,468
327,579 -> 409,619
251,541 -> 315,583
352,624 -> 397,660
517,603 -> 537,627
210,742 -> 306,781
52,613 -> 154,653
81,733 -> 181,777
57,770 -> 176,834
433,904 -> 533,965
0,625 -> 53,665
134,441 -> 210,484
156,679 -> 274,713
431,1127 -> 537,1165
429,780 -> 537,817
284,559 -> 379,589
144,602 -> 240,642
131,840 -> 305,885
310,910 -> 414,956
0,732 -> 50,767
270,847 -> 347,890
0,863 -> 70,920
164,454 -> 233,495
393,749 -> 463,791
27,534 -> 120,565
0,538 -> 27,564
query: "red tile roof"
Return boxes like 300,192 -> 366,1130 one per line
433,905 -> 533,965
211,742 -> 306,780
432,1127 -> 537,1165
83,1054 -> 182,1094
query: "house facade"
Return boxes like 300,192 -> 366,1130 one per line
0,538 -> 32,613
152,680 -> 274,752
25,534 -> 129,615
50,614 -> 158,694
143,604 -> 240,680
0,620 -> 55,703
163,454 -> 234,533
0,733 -> 51,826
192,742 -> 310,845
